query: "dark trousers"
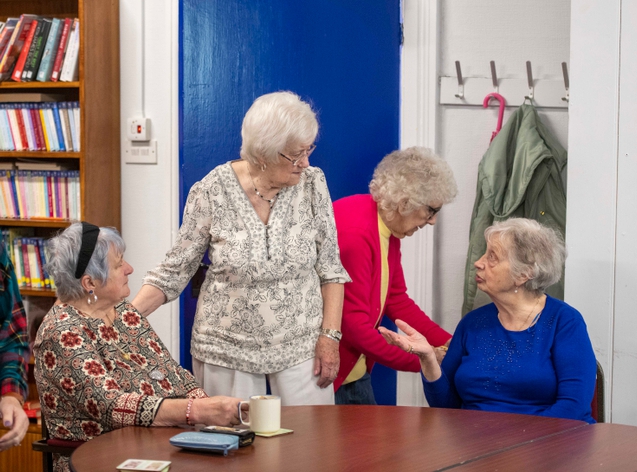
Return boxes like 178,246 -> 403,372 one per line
335,372 -> 377,405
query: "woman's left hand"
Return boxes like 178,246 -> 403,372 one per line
313,335 -> 340,388
0,396 -> 29,452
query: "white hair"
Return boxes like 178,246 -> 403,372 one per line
240,91 -> 319,166
369,146 -> 458,221
484,218 -> 566,295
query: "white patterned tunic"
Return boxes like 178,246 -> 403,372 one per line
143,162 -> 350,373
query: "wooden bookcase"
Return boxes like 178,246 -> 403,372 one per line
0,0 -> 121,287
0,1 -> 120,470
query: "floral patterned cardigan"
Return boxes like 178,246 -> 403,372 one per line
34,300 -> 206,472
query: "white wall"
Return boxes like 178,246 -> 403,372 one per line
567,0 -> 637,426
120,0 -> 180,354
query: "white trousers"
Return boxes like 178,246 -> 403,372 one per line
192,357 -> 334,406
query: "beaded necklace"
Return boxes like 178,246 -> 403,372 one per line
247,164 -> 278,208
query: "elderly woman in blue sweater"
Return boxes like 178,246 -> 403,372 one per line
381,218 -> 596,423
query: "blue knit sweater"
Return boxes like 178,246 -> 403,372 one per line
423,295 -> 596,423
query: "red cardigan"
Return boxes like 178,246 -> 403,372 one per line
333,195 -> 451,391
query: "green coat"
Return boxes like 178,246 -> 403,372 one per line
462,104 -> 567,315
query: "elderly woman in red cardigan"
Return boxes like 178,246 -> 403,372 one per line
333,146 -> 458,404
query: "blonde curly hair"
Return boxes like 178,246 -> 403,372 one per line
369,146 -> 457,220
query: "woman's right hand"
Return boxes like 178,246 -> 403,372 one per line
379,319 -> 435,360
379,320 -> 442,382
191,396 -> 248,427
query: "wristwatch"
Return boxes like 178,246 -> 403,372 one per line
320,328 -> 342,342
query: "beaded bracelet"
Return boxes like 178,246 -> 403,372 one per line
186,398 -> 195,426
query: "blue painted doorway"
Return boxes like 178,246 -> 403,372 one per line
180,0 -> 401,404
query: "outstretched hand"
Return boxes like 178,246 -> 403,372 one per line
379,319 -> 435,360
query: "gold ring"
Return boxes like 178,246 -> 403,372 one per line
407,345 -> 414,354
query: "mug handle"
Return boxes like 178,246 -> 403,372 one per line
238,401 -> 250,427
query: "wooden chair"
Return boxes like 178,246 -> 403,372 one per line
591,360 -> 605,423
32,422 -> 84,472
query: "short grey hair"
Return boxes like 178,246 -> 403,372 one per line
240,91 -> 319,166
45,223 -> 126,302
484,218 -> 566,295
369,146 -> 458,220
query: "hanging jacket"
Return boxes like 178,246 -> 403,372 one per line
462,104 -> 567,315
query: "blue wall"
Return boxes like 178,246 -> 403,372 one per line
180,0 -> 401,403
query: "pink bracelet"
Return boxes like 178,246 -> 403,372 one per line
186,398 -> 195,426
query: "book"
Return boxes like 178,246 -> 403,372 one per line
0,14 -> 38,81
35,18 -> 62,82
0,19 -> 19,62
12,238 -> 24,287
36,239 -> 51,289
0,92 -> 65,103
22,18 -> 52,82
59,19 -> 79,82
14,105 -> 29,151
59,102 -> 73,151
10,19 -> 38,82
42,103 -> 59,151
26,238 -> 42,288
20,105 -> 36,150
116,459 -> 171,472
15,159 -> 64,171
39,107 -> 51,151
51,103 -> 66,151
50,18 -> 72,82
19,238 -> 30,287
23,400 -> 40,410
6,105 -> 25,151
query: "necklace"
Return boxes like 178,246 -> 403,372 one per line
247,164 -> 277,208
499,296 -> 542,331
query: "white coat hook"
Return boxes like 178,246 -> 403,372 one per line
561,62 -> 570,102
524,61 -> 534,101
454,61 -> 464,99
490,61 -> 499,92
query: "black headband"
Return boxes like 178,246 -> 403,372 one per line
74,222 -> 100,279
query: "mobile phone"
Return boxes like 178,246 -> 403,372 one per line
200,425 -> 255,447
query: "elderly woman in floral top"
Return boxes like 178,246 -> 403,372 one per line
34,223 -> 245,472
133,91 -> 350,405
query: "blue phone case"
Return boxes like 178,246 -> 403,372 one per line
169,432 -> 239,456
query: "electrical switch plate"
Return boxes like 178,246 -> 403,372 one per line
127,117 -> 151,141
124,140 -> 157,164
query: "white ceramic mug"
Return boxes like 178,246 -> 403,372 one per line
239,395 -> 281,433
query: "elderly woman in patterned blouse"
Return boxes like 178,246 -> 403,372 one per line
133,91 -> 350,405
34,223 -> 246,472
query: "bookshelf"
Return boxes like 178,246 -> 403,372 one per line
0,0 -> 121,305
1,2 -> 119,469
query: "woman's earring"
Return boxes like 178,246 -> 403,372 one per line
261,163 -> 267,172
87,290 -> 98,305
514,288 -> 518,294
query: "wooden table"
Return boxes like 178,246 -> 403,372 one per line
69,406 -> 594,472
454,423 -> 637,471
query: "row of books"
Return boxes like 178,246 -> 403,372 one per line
22,400 -> 42,425
0,169 -> 81,220
0,15 -> 80,82
0,230 -> 54,290
0,101 -> 81,152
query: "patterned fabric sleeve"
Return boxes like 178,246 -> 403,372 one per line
36,315 -> 164,438
0,246 -> 29,402
308,168 -> 351,285
143,179 -> 214,302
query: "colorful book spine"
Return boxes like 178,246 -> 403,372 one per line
10,19 -> 38,82
20,106 -> 36,150
51,102 -> 66,151
22,18 -> 51,81
0,15 -> 38,81
19,238 -> 30,288
50,18 -> 71,82
13,238 -> 25,287
36,17 -> 62,82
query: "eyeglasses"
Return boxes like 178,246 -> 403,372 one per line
279,144 -> 317,166
426,205 -> 441,220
